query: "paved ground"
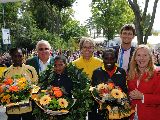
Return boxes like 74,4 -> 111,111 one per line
0,106 -> 7,120
0,113 -> 7,120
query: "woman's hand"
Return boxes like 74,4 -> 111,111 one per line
129,89 -> 143,100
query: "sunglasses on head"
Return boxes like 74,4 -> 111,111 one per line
38,48 -> 49,51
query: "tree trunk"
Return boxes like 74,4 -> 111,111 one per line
144,0 -> 159,44
128,0 -> 159,45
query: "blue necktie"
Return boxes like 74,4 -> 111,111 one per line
119,48 -> 124,68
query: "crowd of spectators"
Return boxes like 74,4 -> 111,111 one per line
0,52 -> 11,67
1,46 -> 160,67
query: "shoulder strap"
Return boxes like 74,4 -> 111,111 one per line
114,46 -> 120,61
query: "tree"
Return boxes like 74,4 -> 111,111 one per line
128,0 -> 159,44
61,20 -> 88,44
0,0 -> 88,51
28,0 -> 87,49
0,2 -> 21,51
91,0 -> 134,40
29,0 -> 76,35
46,0 -> 75,11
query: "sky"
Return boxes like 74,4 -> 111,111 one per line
72,0 -> 160,30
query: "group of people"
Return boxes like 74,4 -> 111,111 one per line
0,24 -> 160,120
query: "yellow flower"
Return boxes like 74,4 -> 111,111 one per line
32,85 -> 40,94
110,89 -> 124,99
18,83 -> 26,90
97,83 -> 107,91
0,93 -> 4,97
58,98 -> 68,108
31,94 -> 39,101
41,90 -> 47,93
106,105 -> 111,111
1,94 -> 11,104
39,95 -> 51,106
17,77 -> 26,86
18,77 -> 26,83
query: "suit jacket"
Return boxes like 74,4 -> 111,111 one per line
128,68 -> 160,120
26,56 -> 54,75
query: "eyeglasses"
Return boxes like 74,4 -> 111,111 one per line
82,46 -> 94,50
38,48 -> 49,51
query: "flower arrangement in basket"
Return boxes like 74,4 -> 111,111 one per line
89,82 -> 134,119
32,85 -> 76,116
0,74 -> 32,106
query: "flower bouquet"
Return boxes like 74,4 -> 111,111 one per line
0,74 -> 32,107
32,85 -> 76,116
89,82 -> 134,119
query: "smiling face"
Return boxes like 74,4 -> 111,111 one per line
37,43 -> 50,62
11,49 -> 23,67
102,50 -> 116,70
120,30 -> 135,45
135,48 -> 150,69
54,60 -> 66,74
81,41 -> 94,60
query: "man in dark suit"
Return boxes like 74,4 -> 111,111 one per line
26,40 -> 54,76
114,24 -> 136,72
91,48 -> 128,120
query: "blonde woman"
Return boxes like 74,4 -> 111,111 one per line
128,44 -> 160,120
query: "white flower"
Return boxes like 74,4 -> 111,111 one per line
89,86 -> 95,91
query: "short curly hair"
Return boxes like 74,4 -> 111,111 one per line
36,40 -> 51,51
120,24 -> 136,35
79,37 -> 95,50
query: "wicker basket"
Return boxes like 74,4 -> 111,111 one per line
35,99 -> 76,116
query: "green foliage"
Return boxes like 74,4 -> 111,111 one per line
0,3 -> 20,51
31,28 -> 56,48
0,0 -> 87,51
35,63 -> 94,120
45,0 -> 76,10
28,0 -> 85,49
0,3 -> 20,28
28,0 -> 57,32
91,0 -> 134,40
61,20 -> 88,43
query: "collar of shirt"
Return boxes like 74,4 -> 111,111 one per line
39,57 -> 51,72
102,64 -> 117,78
117,46 -> 131,71
80,55 -> 94,62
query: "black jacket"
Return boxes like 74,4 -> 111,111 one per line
50,70 -> 73,98
91,66 -> 128,93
